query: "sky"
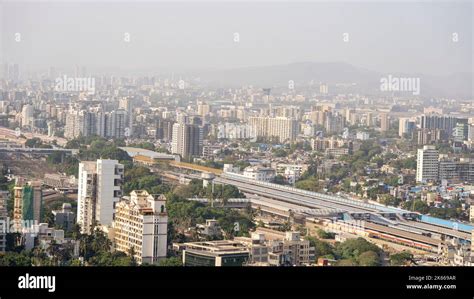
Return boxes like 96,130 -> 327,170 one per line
1,0 -> 473,76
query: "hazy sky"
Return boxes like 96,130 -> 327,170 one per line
1,0 -> 472,75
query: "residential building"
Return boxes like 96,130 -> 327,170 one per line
0,190 -> 8,252
248,116 -> 298,142
235,228 -> 315,266
171,122 -> 203,159
379,113 -> 389,132
52,203 -> 76,232
399,117 -> 416,138
420,114 -> 468,139
21,104 -> 34,128
13,180 -> 42,230
243,166 -> 276,182
416,145 -> 439,183
112,190 -> 168,265
77,159 -> 124,234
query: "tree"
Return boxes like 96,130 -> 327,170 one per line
0,251 -> 32,266
390,252 -> 413,266
357,250 -> 381,266
158,257 -> 182,266
316,229 -> 335,239
402,199 -> 429,214
272,175 -> 287,185
335,237 -> 381,261
25,138 -> 43,148
306,237 -> 335,260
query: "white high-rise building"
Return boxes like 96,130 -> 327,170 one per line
119,97 -> 134,136
77,159 -> 124,234
21,104 -> 34,128
171,122 -> 203,159
113,190 -> 168,265
416,145 -> 440,183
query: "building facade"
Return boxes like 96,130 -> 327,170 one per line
77,159 -> 124,234
0,190 -> 8,252
113,190 -> 168,265
416,145 -> 440,183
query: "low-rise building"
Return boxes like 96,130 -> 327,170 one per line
52,203 -> 76,232
181,240 -> 250,266
196,219 -> 222,239
243,166 -> 276,182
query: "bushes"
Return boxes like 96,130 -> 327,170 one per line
390,252 -> 413,266
316,229 -> 335,239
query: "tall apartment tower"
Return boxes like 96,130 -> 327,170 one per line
399,118 -> 415,138
380,113 -> 389,132
0,190 -> 8,252
156,119 -> 175,141
77,159 -> 124,234
420,114 -> 468,139
113,190 -> 168,265
119,97 -> 134,136
416,145 -> 440,183
171,123 -> 203,159
13,180 -> 42,230
105,109 -> 128,139
21,104 -> 34,128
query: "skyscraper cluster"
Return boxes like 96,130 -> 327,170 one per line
65,108 -> 129,139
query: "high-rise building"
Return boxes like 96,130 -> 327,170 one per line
155,119 -> 174,141
366,112 -> 373,127
113,190 -> 168,265
0,191 -> 8,252
65,110 -> 99,139
77,159 -> 124,234
453,123 -> 468,142
13,180 -> 42,230
416,128 -> 443,145
21,104 -> 34,128
399,118 -> 416,138
439,158 -> 474,184
171,123 -> 203,159
105,109 -> 128,139
248,116 -> 298,142
319,83 -> 329,94
416,145 -> 439,183
119,97 -> 134,136
380,113 -> 389,132
468,124 -> 474,142
64,108 -> 130,140
420,114 -> 468,139
324,112 -> 345,134
197,102 -> 211,118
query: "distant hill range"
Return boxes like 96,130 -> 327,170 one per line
191,62 -> 472,99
